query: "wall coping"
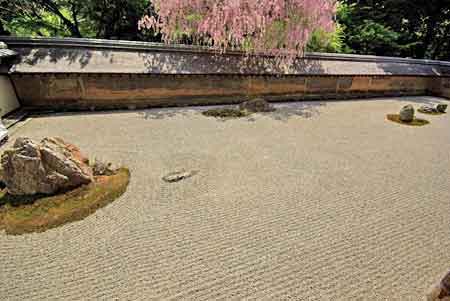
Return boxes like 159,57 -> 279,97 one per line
2,36 -> 450,68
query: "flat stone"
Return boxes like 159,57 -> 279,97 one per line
162,170 -> 196,183
419,105 -> 438,114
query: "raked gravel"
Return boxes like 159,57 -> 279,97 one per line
1,96 -> 449,300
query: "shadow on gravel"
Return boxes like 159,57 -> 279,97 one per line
29,96 -> 446,123
138,101 -> 326,122
266,102 -> 326,121
138,108 -> 194,120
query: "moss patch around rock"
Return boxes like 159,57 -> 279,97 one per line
202,108 -> 251,118
0,168 -> 130,235
386,114 -> 430,126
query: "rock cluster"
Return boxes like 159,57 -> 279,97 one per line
0,137 -> 93,195
239,98 -> 275,113
420,105 -> 439,114
399,105 -> 415,122
419,104 -> 448,114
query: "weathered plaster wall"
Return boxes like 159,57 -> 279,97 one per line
0,75 -> 20,116
1,37 -> 449,110
436,77 -> 450,99
11,74 -> 435,110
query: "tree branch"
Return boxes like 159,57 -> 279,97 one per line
38,0 -> 82,37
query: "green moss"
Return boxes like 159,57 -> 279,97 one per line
0,168 -> 130,235
202,108 -> 251,118
386,114 -> 429,126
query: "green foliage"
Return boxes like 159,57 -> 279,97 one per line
339,0 -> 450,60
1,0 -> 78,37
1,0 -> 450,61
348,20 -> 400,56
307,25 -> 348,53
336,2 -> 401,56
0,0 -> 161,41
306,3 -> 351,54
83,0 -> 154,40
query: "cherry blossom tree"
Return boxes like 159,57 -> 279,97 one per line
139,0 -> 336,60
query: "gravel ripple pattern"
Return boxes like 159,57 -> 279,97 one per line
1,97 -> 449,300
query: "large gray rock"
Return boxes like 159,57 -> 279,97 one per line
437,104 -> 448,113
239,98 -> 275,113
399,105 -> 415,122
1,137 -> 93,195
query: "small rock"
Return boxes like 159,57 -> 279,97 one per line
399,105 -> 415,122
426,271 -> 450,301
92,159 -> 114,176
163,170 -> 196,183
1,137 -> 93,195
239,98 -> 275,113
437,104 -> 448,113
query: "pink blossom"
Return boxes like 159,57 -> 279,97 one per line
140,0 -> 336,60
